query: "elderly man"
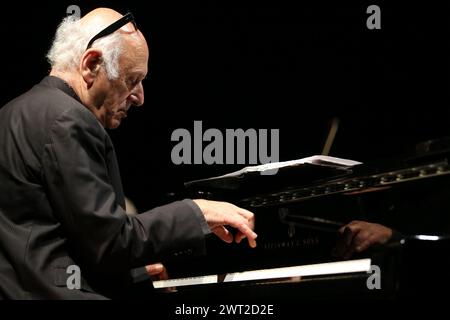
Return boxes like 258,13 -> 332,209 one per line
0,8 -> 256,299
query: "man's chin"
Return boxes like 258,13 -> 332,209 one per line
106,118 -> 122,129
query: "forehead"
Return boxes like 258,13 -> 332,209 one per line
120,38 -> 149,75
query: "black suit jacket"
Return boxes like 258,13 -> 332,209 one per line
0,76 -> 208,299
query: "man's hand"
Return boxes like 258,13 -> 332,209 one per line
146,263 -> 176,292
145,263 -> 169,281
193,199 -> 257,248
332,220 -> 393,259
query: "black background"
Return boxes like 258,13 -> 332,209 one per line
1,1 -> 449,211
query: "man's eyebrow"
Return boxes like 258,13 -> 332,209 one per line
129,70 -> 147,78
137,73 -> 148,81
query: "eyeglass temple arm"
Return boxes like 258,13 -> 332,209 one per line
86,13 -> 136,50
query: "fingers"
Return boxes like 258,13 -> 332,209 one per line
221,216 -> 257,247
354,229 -> 388,253
146,263 -> 171,281
235,232 -> 257,248
212,226 -> 234,243
355,238 -> 372,253
233,206 -> 256,246
158,266 -> 170,282
145,263 -> 164,276
225,203 -> 256,231
227,219 -> 257,248
235,231 -> 246,244
334,224 -> 362,259
194,199 -> 257,248
343,226 -> 355,247
335,221 -> 394,259
342,229 -> 362,259
234,206 -> 255,228
339,227 -> 358,259
146,263 -> 176,292
247,234 -> 257,248
214,225 -> 257,248
345,230 -> 375,258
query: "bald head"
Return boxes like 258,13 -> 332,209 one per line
48,7 -> 148,79
47,7 -> 149,129
80,8 -> 148,55
81,8 -> 124,27
80,8 -> 147,46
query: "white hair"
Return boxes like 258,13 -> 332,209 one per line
47,15 -> 123,80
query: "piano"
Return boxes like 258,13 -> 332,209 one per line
154,237 -> 450,304
154,138 -> 450,302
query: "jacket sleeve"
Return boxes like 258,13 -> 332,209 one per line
41,107 -> 206,276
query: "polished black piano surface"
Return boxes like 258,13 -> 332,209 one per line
155,237 -> 450,303
155,138 -> 450,302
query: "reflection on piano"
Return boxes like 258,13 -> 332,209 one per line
159,138 -> 450,302
155,236 -> 450,304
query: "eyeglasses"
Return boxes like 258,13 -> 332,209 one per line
86,12 -> 137,50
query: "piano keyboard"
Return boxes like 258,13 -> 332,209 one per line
152,258 -> 371,289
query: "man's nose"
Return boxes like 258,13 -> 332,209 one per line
128,82 -> 144,106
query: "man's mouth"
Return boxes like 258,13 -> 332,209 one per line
117,108 -> 128,118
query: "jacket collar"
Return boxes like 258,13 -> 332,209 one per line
39,76 -> 82,104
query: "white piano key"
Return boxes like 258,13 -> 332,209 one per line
152,274 -> 218,289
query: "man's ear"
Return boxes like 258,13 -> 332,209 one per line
80,49 -> 103,88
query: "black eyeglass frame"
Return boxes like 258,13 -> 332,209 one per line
86,12 -> 137,50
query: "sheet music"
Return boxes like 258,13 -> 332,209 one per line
184,155 -> 362,188
213,155 -> 361,178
